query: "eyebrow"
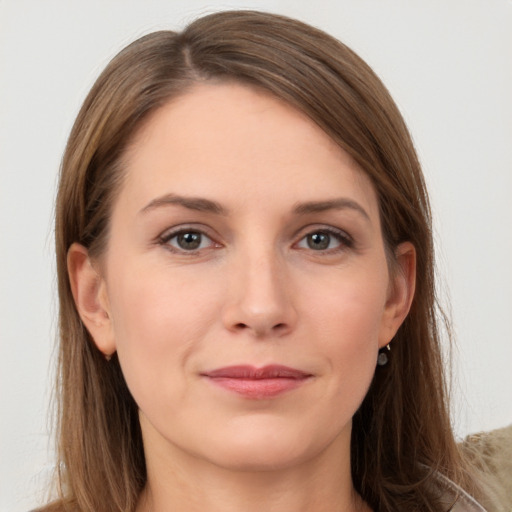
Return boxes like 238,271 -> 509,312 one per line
140,193 -> 370,221
293,198 -> 370,221
140,193 -> 228,216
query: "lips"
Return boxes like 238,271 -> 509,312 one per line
201,365 -> 312,399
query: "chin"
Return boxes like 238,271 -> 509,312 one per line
208,442 -> 309,472
195,421 -> 340,472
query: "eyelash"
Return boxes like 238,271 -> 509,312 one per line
294,227 -> 354,254
157,226 -> 354,255
158,226 -> 219,254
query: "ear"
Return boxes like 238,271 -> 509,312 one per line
67,242 -> 116,357
378,242 -> 416,348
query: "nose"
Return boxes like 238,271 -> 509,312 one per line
221,249 -> 298,338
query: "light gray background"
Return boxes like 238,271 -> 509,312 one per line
1,1 -> 511,510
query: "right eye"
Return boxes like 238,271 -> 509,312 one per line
160,229 -> 217,252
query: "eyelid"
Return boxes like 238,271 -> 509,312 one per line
293,225 -> 354,251
155,223 -> 354,254
157,224 -> 222,252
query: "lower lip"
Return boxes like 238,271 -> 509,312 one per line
205,377 -> 308,399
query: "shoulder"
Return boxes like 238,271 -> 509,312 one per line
29,501 -> 78,512
433,471 -> 488,512
459,424 -> 512,512
461,423 -> 512,479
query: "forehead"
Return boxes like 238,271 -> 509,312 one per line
119,82 -> 379,218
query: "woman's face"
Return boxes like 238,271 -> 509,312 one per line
73,82 -> 414,472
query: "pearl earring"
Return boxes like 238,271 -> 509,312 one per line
377,344 -> 391,366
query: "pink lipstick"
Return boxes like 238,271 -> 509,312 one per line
201,365 -> 312,399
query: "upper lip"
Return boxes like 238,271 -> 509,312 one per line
202,365 -> 311,379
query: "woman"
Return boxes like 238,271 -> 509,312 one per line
40,10 -> 488,512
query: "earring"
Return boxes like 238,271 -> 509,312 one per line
377,344 -> 391,366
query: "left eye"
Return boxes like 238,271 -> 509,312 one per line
163,230 -> 214,251
296,230 -> 348,251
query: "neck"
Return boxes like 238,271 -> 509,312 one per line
139,466 -> 369,512
136,417 -> 371,512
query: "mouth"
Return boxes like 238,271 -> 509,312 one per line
200,365 -> 313,399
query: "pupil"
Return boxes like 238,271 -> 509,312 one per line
308,232 -> 330,250
178,232 -> 201,250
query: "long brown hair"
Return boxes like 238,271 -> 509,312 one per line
44,10 -> 476,511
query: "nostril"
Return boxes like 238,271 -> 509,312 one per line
232,321 -> 288,335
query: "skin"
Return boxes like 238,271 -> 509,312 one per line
68,82 -> 415,512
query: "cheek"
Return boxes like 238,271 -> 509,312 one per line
105,260 -> 223,406
303,267 -> 388,377
109,255 -> 221,336
286,270 -> 389,444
